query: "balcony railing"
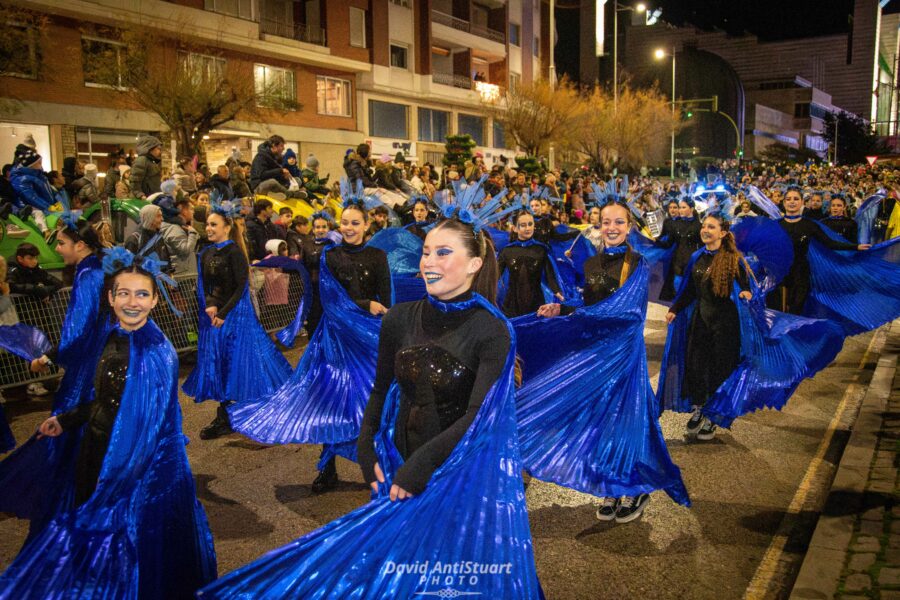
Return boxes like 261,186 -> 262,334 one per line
259,16 -> 326,46
432,72 -> 474,90
431,10 -> 505,44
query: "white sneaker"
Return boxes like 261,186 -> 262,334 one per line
26,382 -> 50,396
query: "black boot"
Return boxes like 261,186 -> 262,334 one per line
200,402 -> 234,440
311,457 -> 338,494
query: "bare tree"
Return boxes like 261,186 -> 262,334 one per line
0,4 -> 49,115
485,77 -> 586,157
84,25 -> 299,158
575,82 -> 684,173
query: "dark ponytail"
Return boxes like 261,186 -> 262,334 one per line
59,220 -> 104,253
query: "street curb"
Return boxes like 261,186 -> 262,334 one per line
789,322 -> 898,600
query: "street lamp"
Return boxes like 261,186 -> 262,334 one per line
654,46 -> 676,179
612,2 -> 646,113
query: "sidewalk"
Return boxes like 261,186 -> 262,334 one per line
791,321 -> 900,599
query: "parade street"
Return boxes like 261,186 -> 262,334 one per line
1,305 -> 891,599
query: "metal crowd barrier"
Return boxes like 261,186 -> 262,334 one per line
0,267 -> 305,390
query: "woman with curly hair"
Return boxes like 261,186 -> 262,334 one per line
665,213 -> 752,440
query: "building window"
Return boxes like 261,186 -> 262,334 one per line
82,36 -> 127,89
458,113 -> 485,146
350,7 -> 367,48
1,23 -> 39,79
369,100 -> 409,139
254,64 -> 296,109
390,43 -> 409,69
388,0 -> 411,7
418,108 -> 449,142
316,75 -> 352,117
533,37 -> 540,56
509,23 -> 521,47
178,51 -> 226,85
204,0 -> 253,20
510,72 -> 521,89
493,120 -> 505,148
794,103 -> 811,118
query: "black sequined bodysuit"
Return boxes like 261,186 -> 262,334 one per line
324,242 -> 392,313
497,242 -> 562,317
57,330 -> 131,506
357,292 -> 510,494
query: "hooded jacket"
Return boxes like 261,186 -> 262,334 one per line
130,136 -> 162,198
250,141 -> 287,191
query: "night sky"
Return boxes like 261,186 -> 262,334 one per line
555,0 -> 897,82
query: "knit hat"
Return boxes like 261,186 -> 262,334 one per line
394,152 -> 406,164
356,143 -> 370,157
306,153 -> 319,169
83,163 -> 98,183
139,204 -> 162,229
22,134 -> 37,149
265,239 -> 287,256
160,179 -> 178,196
13,144 -> 40,168
118,164 -> 131,177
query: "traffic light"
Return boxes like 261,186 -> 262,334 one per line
686,110 -> 693,118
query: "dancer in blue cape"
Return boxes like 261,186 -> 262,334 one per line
0,216 -> 110,535
199,173 -> 543,600
228,192 -> 392,494
515,201 -> 689,524
498,207 -> 565,317
0,248 -> 216,599
749,185 -> 900,336
402,195 -> 433,241
182,198 -> 291,439
655,195 -> 702,300
658,212 -> 845,439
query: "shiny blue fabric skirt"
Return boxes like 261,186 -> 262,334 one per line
228,248 -> 383,460
513,259 -> 690,504
183,287 -> 291,403
0,321 -> 216,599
659,250 -> 846,428
199,294 -> 544,599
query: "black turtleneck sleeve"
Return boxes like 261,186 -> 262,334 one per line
201,243 -> 249,319
325,244 -> 392,313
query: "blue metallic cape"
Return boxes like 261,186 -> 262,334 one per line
0,321 -> 216,599
0,254 -> 109,521
228,244 -> 388,456
182,241 -> 291,403
628,229 -> 673,302
804,230 -> 900,336
658,250 -> 845,428
55,254 -> 112,413
367,227 -> 427,303
0,323 -> 52,451
731,217 -> 794,295
548,226 -> 595,301
199,294 -> 544,599
253,256 -> 313,348
512,259 -> 689,505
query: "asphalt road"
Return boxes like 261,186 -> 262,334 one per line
0,304 -> 882,599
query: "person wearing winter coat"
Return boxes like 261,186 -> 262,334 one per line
209,165 -> 235,200
174,157 -> 198,195
250,135 -> 304,199
226,157 -> 251,198
130,135 -> 163,199
9,145 -> 56,234
102,151 -> 126,200
283,148 -> 302,178
160,198 -> 199,275
299,154 -> 330,196
115,165 -> 132,199
343,143 -> 377,189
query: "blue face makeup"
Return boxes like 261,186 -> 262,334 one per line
436,248 -> 454,257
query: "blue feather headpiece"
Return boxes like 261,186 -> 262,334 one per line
102,236 -> 182,317
432,174 -> 519,233
57,209 -> 84,232
210,191 -> 243,219
340,177 -> 380,212
310,210 -> 334,225
588,176 -> 643,221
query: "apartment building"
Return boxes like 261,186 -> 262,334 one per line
1,0 -> 543,180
